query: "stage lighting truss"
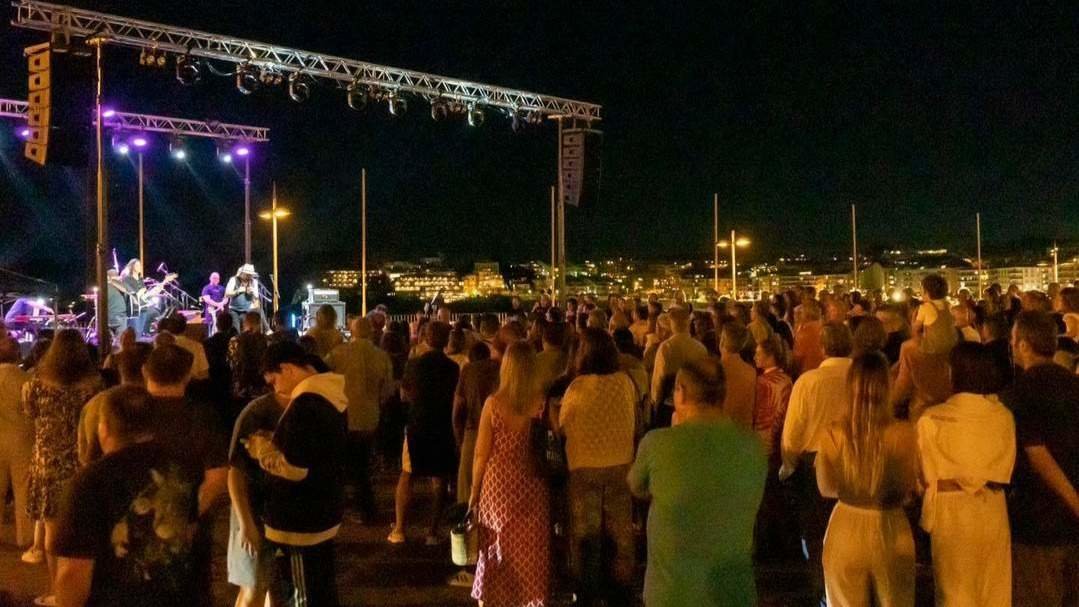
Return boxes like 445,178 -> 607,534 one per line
138,46 -> 167,68
386,90 -> 407,116
288,72 -> 312,103
467,103 -> 484,127
12,0 -> 602,123
0,98 -> 27,119
175,54 -> 200,85
346,81 -> 369,111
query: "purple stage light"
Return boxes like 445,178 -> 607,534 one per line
234,145 -> 250,157
17,127 -> 31,140
131,136 -> 148,148
102,108 -> 116,118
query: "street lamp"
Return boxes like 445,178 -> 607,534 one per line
717,230 -> 751,300
258,185 -> 290,314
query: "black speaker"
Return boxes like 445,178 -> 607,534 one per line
41,49 -> 92,167
561,128 -> 603,207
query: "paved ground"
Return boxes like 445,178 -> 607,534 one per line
0,470 -> 935,606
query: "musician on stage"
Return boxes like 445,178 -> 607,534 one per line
200,272 -> 228,333
105,268 -> 130,338
121,258 -> 177,337
225,264 -> 264,331
2,297 -> 53,325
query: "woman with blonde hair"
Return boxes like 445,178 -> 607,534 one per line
817,352 -> 918,607
470,341 -> 550,606
22,329 -> 102,606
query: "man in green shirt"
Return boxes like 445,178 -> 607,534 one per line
628,358 -> 766,607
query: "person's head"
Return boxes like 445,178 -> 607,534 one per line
800,299 -> 822,322
496,341 -> 541,416
261,341 -> 320,395
719,322 -> 749,355
952,301 -> 974,328
158,313 -> 187,336
586,308 -> 608,330
612,327 -> 638,358
209,272 -> 220,285
542,321 -> 567,350
1011,311 -> 1058,369
368,310 -> 387,331
243,311 -> 262,333
115,342 -> 152,385
1059,287 -> 1079,314
754,334 -> 788,372
633,305 -> 649,323
98,385 -> 155,454
123,258 -> 142,277
143,344 -> 194,394
573,327 -> 620,376
437,307 -> 452,324
821,321 -> 853,358
479,314 -> 500,341
425,321 -> 451,351
492,323 -> 525,359
468,341 -> 491,363
609,310 -> 630,332
843,352 -> 894,492
118,327 -> 137,351
921,274 -> 949,300
216,310 -> 234,333
315,304 -> 337,331
350,316 -> 372,341
448,328 -> 468,355
37,329 -> 96,386
852,316 -> 887,357
674,358 -> 726,412
950,341 -> 1004,395
669,305 -> 692,334
0,337 -> 20,364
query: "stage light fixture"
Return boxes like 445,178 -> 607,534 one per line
387,93 -> 408,117
16,126 -> 31,141
430,98 -> 449,121
175,55 -> 200,85
467,104 -> 485,127
169,139 -> 187,160
234,144 -> 250,157
236,63 -> 261,95
156,53 -> 167,68
510,110 -> 521,132
102,108 -> 116,118
346,82 -> 368,111
131,135 -> 149,149
288,73 -> 312,103
221,152 -> 233,164
116,142 -> 130,156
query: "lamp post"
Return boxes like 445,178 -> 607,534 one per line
717,230 -> 751,300
258,185 -> 289,314
713,193 -> 719,294
1051,242 -> 1060,284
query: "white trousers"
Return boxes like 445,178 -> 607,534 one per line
823,502 -> 915,607
927,490 -> 1011,607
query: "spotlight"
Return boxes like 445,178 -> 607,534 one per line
175,55 -> 200,85
236,63 -> 261,95
16,126 -> 31,141
260,70 -> 284,86
288,72 -> 311,103
510,110 -> 521,132
346,81 -> 368,111
234,145 -> 250,157
116,143 -> 130,156
169,140 -> 187,160
430,98 -> 449,121
131,135 -> 148,149
221,152 -> 233,164
156,54 -> 167,68
526,110 -> 544,125
387,93 -> 407,117
102,108 -> 116,119
467,104 -> 485,127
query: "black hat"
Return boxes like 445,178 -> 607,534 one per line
261,340 -> 326,374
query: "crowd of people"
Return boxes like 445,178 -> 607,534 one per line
0,276 -> 1076,607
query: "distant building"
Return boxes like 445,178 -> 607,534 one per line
461,262 -> 507,297
392,270 -> 463,300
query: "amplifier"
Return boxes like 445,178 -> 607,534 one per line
303,301 -> 347,330
308,288 -> 340,304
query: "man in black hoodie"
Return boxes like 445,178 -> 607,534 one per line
244,341 -> 348,607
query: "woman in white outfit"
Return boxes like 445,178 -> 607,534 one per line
818,352 -> 919,607
917,342 -> 1015,606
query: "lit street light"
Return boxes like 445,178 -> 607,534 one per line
258,184 -> 290,314
717,230 -> 751,300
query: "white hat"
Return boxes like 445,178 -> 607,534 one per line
237,263 -> 258,277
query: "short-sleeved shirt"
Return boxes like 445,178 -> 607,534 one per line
227,393 -> 286,520
627,420 -> 766,607
455,358 -> 500,431
200,283 -> 225,305
402,351 -> 460,477
150,396 -> 228,473
1002,363 -> 1079,545
53,441 -> 205,607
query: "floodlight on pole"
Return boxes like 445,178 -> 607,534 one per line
717,230 -> 751,299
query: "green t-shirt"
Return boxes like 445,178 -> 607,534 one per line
628,419 -> 766,607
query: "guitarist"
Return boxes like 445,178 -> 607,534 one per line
121,258 -> 178,336
200,272 -> 229,334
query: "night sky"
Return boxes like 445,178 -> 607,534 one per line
1,1 -> 1077,295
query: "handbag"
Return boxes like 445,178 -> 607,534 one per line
530,395 -> 567,479
450,509 -> 478,566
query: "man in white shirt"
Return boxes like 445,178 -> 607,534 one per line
650,306 -> 707,423
159,313 -> 210,380
778,321 -> 852,600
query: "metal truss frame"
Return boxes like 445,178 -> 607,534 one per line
11,0 -> 603,121
0,97 -> 269,141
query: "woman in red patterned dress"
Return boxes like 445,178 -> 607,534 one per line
469,341 -> 550,607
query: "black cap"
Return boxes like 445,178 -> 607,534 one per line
262,340 -> 327,374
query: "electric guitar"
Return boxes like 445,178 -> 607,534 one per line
136,273 -> 178,306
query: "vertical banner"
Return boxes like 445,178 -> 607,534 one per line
25,42 -> 51,165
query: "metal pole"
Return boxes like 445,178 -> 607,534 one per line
244,155 -> 251,264
271,182 -> 279,313
1052,243 -> 1059,284
361,168 -> 367,316
730,229 -> 737,300
556,118 -> 566,307
851,203 -> 858,291
713,193 -> 719,294
550,185 -> 557,304
976,212 -> 983,297
138,152 -> 145,265
91,39 -> 109,358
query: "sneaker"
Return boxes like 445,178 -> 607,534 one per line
446,570 -> 475,587
33,595 -> 57,607
20,547 -> 44,564
386,529 -> 406,544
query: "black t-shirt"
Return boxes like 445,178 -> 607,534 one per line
228,393 -> 286,520
402,351 -> 459,476
1002,363 -> 1079,545
151,396 -> 229,473
53,441 -> 205,607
